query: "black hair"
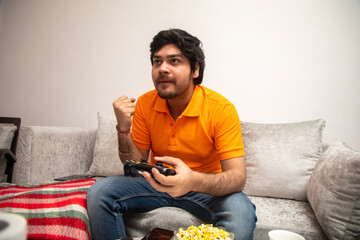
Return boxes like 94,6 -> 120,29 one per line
150,29 -> 205,85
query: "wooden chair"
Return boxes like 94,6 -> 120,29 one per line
0,117 -> 21,183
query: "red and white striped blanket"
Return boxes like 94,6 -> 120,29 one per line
0,179 -> 96,240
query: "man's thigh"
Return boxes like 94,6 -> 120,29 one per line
174,191 -> 256,223
88,175 -> 174,213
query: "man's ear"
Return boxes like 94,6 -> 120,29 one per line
192,63 -> 200,79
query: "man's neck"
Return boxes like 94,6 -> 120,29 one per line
167,86 -> 195,121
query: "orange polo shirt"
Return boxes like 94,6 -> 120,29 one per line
131,85 -> 244,173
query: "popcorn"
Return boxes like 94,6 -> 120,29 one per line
176,224 -> 232,240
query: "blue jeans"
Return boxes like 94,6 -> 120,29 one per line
87,175 -> 257,240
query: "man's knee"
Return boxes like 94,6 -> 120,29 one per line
87,176 -> 124,210
216,192 -> 257,240
87,178 -> 109,210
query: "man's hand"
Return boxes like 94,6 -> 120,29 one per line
113,96 -> 136,131
142,156 -> 195,197
143,156 -> 246,197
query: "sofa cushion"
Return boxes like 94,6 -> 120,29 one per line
13,126 -> 96,185
249,196 -> 327,240
87,112 -> 124,176
307,141 -> 360,240
124,207 -> 203,238
241,119 -> 325,201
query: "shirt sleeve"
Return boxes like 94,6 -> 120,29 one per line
214,103 -> 245,160
131,97 -> 151,150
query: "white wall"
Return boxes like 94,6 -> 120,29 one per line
0,0 -> 359,150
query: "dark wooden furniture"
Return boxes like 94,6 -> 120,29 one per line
0,117 -> 21,183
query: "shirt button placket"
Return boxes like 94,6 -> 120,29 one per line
169,121 -> 176,149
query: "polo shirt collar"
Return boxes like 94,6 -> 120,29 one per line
153,96 -> 168,113
182,85 -> 203,117
153,85 -> 203,117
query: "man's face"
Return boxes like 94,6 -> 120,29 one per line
152,44 -> 199,100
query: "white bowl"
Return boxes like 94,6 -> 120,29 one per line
268,230 -> 305,240
0,213 -> 27,240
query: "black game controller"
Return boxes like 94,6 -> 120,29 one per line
124,159 -> 176,178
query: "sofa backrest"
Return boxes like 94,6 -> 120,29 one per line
13,126 -> 96,184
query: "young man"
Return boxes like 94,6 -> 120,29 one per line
87,29 -> 257,240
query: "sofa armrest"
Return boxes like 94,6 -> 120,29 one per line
13,126 -> 96,184
307,141 -> 360,239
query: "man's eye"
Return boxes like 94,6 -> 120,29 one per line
153,60 -> 161,65
171,59 -> 179,64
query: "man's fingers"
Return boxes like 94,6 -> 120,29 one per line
143,170 -> 168,192
154,156 -> 179,166
123,97 -> 136,105
143,169 -> 174,187
113,96 -> 136,106
152,168 -> 177,186
113,96 -> 136,115
142,171 -> 152,180
143,171 -> 159,187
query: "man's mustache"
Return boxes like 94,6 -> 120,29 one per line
156,75 -> 175,83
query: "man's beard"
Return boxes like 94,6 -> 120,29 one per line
155,75 -> 192,99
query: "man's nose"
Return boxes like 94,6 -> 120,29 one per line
159,62 -> 170,73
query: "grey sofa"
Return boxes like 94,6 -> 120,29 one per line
12,113 -> 360,240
